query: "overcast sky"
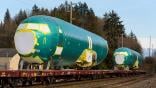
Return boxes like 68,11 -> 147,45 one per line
0,0 -> 156,49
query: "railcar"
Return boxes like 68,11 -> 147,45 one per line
0,70 -> 145,87
0,16 -> 146,88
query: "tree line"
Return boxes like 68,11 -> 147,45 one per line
0,1 -> 142,69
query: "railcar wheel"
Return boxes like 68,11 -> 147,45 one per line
51,77 -> 56,83
46,77 -> 51,84
8,78 -> 18,88
76,75 -> 81,81
1,78 -> 10,88
22,78 -> 29,86
0,79 -> 2,87
41,77 -> 49,85
28,80 -> 32,86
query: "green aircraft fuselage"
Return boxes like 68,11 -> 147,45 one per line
14,15 -> 108,67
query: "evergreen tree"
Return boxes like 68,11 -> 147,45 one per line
103,11 -> 125,49
15,10 -> 27,25
129,31 -> 137,40
0,21 -> 4,36
32,4 -> 40,15
102,10 -> 125,69
72,2 -> 98,33
3,9 -> 18,48
124,31 -> 142,53
4,9 -> 11,23
0,21 -> 3,30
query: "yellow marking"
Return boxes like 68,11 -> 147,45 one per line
17,23 -> 51,34
39,24 -> 51,34
27,23 -> 39,29
133,57 -> 139,69
36,43 -> 39,46
76,49 -> 97,67
18,29 -> 32,32
32,31 -> 38,46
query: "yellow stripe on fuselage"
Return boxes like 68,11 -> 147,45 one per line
114,52 -> 128,56
17,23 -> 51,34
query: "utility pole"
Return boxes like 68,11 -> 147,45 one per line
70,1 -> 73,23
149,36 -> 151,57
122,34 -> 124,47
66,1 -> 74,24
152,44 -> 153,56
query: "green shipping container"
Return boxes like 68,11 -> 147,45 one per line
114,47 -> 143,69
14,15 -> 108,67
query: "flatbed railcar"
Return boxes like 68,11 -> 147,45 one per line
0,70 -> 145,87
0,15 -> 146,87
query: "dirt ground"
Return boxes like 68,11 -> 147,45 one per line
120,74 -> 156,88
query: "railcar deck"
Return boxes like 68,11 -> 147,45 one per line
0,70 -> 146,87
0,70 -> 145,77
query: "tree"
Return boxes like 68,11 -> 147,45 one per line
72,2 -> 98,33
32,4 -> 40,15
102,10 -> 125,69
122,31 -> 142,54
49,1 -> 98,34
40,8 -> 50,16
0,21 -> 4,32
143,57 -> 156,73
15,10 -> 27,25
129,31 -> 137,40
103,11 -> 125,49
2,9 -> 18,48
4,9 -> 11,23
7,20 -> 17,48
118,37 -> 142,54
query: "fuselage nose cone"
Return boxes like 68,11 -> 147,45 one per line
14,31 -> 35,55
115,55 -> 125,64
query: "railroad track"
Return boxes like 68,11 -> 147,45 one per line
109,74 -> 153,88
23,74 -> 151,88
19,77 -> 118,88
